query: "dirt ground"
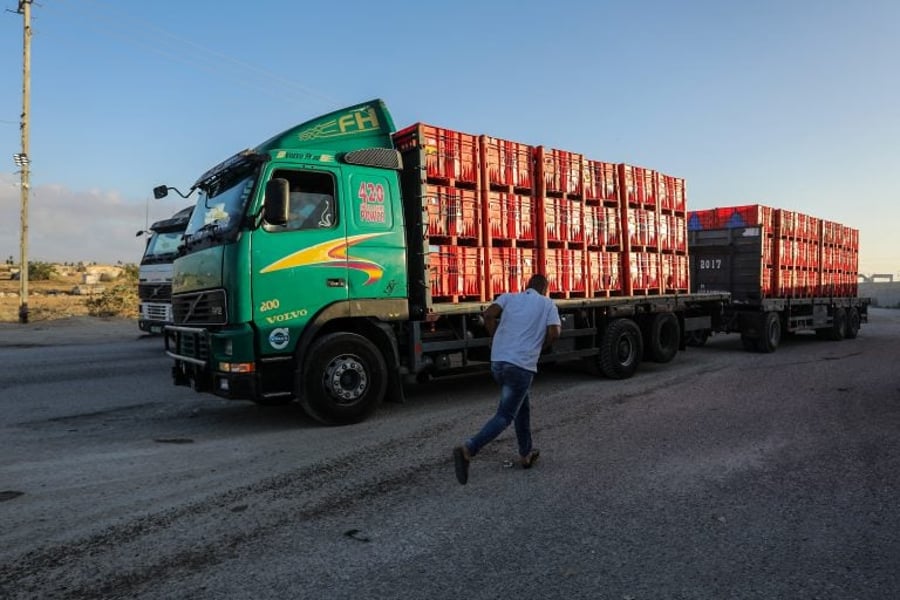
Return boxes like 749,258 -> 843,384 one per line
0,315 -> 138,346
0,268 -> 138,343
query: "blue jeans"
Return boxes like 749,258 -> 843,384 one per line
466,362 -> 535,458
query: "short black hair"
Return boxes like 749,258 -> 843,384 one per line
527,274 -> 548,294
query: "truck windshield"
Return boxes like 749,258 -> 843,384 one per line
142,231 -> 183,263
183,166 -> 259,245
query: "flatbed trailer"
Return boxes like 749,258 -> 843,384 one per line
689,214 -> 869,352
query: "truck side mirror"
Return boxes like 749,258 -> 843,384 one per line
153,185 -> 169,200
264,178 -> 290,226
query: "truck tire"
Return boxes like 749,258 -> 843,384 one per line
829,308 -> 847,341
644,312 -> 680,363
755,311 -> 781,353
300,332 -> 387,425
599,318 -> 643,379
845,307 -> 860,339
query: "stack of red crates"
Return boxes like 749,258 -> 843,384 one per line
395,122 -> 693,303
688,204 -> 859,298
617,164 -> 689,295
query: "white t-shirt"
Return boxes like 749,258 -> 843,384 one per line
490,288 -> 561,373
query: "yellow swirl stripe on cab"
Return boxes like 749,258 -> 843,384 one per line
260,233 -> 389,284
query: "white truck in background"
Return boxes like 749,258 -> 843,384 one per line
137,206 -> 192,334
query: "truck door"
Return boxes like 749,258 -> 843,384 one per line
252,167 -> 347,355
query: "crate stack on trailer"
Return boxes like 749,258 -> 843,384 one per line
483,135 -> 538,298
686,204 -> 860,299
394,123 -> 691,304
394,124 -> 483,302
584,159 -> 622,297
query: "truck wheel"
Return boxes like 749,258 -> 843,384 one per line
300,333 -> 387,425
829,308 -> 847,341
599,318 -> 643,379
755,311 -> 781,353
845,308 -> 860,339
644,313 -> 680,363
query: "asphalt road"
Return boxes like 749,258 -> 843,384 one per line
1,311 -> 899,599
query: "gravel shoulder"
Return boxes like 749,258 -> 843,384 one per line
0,316 -> 141,347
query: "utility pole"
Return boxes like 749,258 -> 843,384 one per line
14,0 -> 32,324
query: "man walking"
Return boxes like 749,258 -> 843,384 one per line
453,274 -> 561,485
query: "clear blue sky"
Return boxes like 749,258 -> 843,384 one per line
0,0 -> 897,274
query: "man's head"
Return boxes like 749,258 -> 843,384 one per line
526,274 -> 549,295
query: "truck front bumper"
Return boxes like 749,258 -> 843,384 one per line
164,324 -> 260,401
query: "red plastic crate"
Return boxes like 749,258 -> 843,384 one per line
561,198 -> 584,243
584,160 -> 618,203
488,191 -> 511,241
605,207 -> 621,246
619,164 -> 636,205
659,214 -> 672,251
425,185 -> 450,237
635,167 -> 656,207
662,254 -> 690,291
778,209 -> 798,237
393,123 -> 479,184
544,197 -> 563,243
510,194 -> 534,241
542,149 -> 583,196
589,251 -> 621,295
517,248 -> 536,291
424,185 -> 480,240
673,177 -> 686,212
568,249 -> 587,293
429,246 -> 455,297
627,207 -> 658,248
458,246 -> 482,297
430,245 -> 482,299
484,136 -> 533,189
584,205 -> 603,247
544,248 -> 567,294
489,247 -> 536,296
619,165 -> 657,207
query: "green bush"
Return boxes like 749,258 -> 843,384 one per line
28,261 -> 57,281
85,283 -> 139,318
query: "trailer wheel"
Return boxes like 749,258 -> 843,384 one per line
755,311 -> 781,353
599,318 -> 643,379
644,313 -> 680,363
300,333 -> 387,425
845,308 -> 860,339
829,308 -> 847,341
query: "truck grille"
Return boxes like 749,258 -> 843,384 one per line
168,327 -> 210,362
144,304 -> 171,321
172,290 -> 227,325
138,283 -> 172,302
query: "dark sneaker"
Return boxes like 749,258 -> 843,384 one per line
521,449 -> 540,469
453,446 -> 469,485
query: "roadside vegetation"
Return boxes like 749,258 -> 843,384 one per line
0,262 -> 139,322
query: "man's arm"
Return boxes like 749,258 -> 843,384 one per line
482,303 -> 502,337
543,324 -> 561,350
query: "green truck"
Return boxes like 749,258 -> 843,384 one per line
157,99 -> 727,425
